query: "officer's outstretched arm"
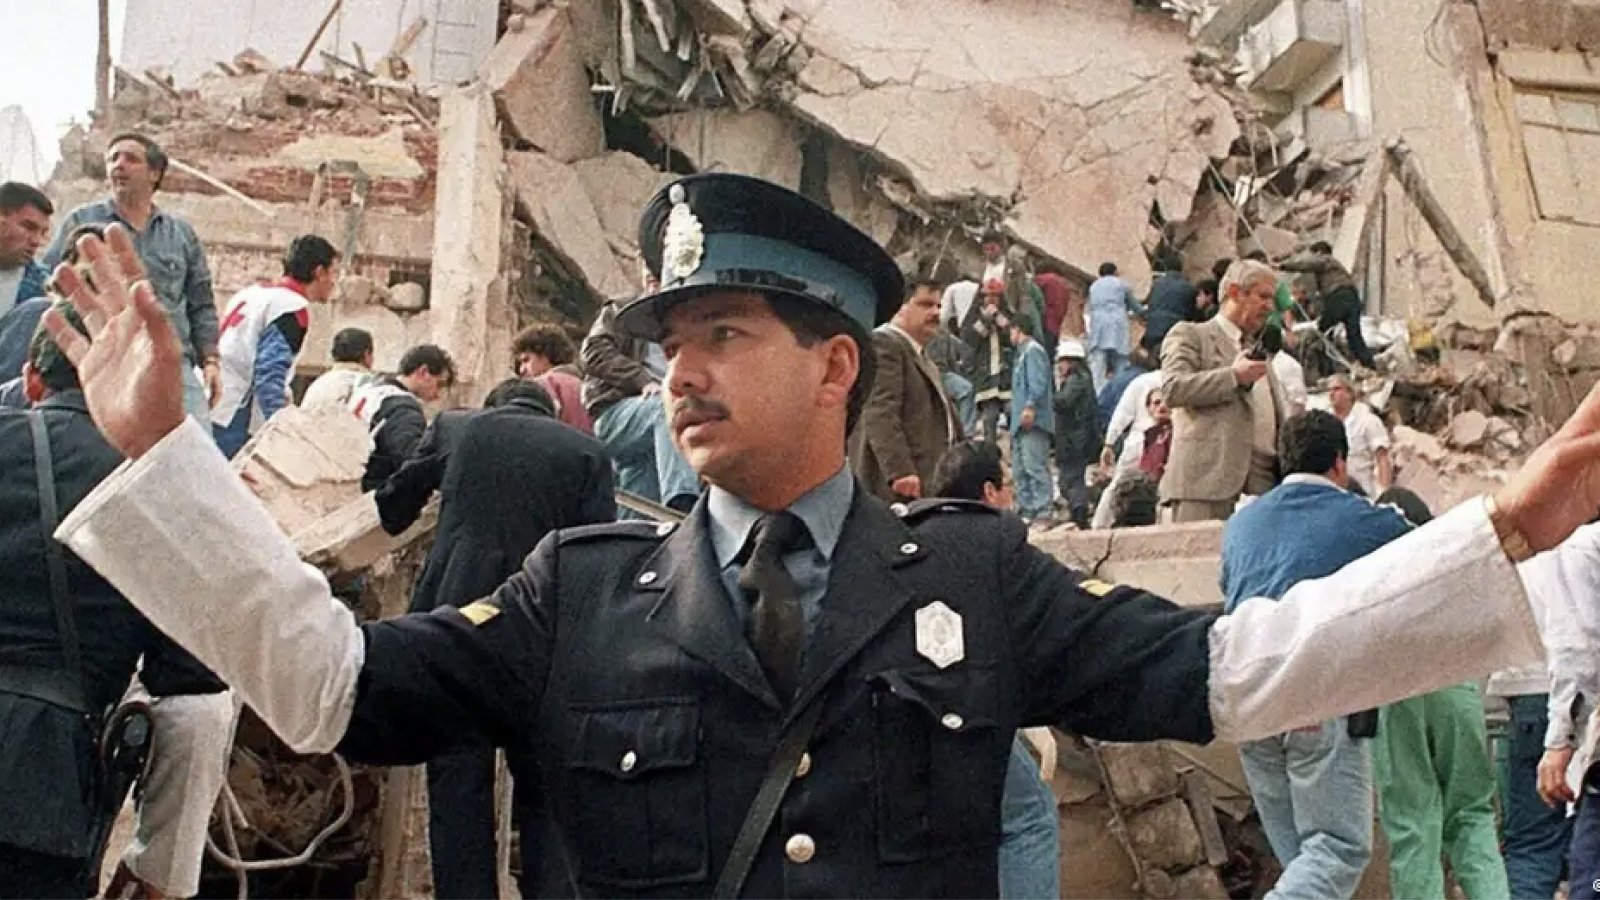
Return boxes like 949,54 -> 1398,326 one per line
58,417 -> 550,760
1011,499 -> 1542,745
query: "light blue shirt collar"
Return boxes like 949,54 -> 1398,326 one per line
708,465 -> 854,568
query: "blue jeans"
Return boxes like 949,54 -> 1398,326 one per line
999,735 -> 1059,900
1239,721 -> 1373,899
942,371 -> 975,439
1012,427 -> 1053,522
1087,349 -> 1124,395
1571,775 -> 1600,900
594,395 -> 700,514
1501,694 -> 1571,899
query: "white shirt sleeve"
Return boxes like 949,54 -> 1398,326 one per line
1105,376 -> 1144,447
57,418 -> 363,754
1208,498 -> 1545,742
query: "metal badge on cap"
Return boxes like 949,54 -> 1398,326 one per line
662,183 -> 705,283
914,601 -> 965,669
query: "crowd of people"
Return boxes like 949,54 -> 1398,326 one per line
0,135 -> 1597,900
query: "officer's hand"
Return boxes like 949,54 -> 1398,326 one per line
891,475 -> 922,499
1493,380 -> 1600,553
1231,353 -> 1269,386
45,226 -> 187,460
1538,746 -> 1576,807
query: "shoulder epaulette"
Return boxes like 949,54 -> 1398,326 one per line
892,497 -> 1001,522
557,519 -> 678,545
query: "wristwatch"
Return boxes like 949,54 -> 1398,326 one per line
1484,494 -> 1534,564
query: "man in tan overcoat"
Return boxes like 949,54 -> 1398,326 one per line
1158,260 -> 1289,522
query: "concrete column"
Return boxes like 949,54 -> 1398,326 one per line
431,81 -> 514,405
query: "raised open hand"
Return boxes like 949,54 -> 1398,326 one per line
42,225 -> 186,459
1494,381 -> 1600,553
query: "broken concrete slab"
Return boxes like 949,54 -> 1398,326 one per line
1098,743 -> 1180,808
509,150 -> 637,300
1125,797 -> 1206,870
295,493 -> 439,578
826,140 -> 901,248
431,82 -> 514,401
1555,334 -> 1600,371
763,0 -> 1238,291
231,406 -> 371,541
1446,409 -> 1490,449
1241,224 -> 1298,261
1392,425 -> 1448,464
571,151 -> 677,280
650,108 -> 807,190
480,5 -> 603,164
1033,521 -> 1224,609
387,282 -> 428,313
337,274 -> 396,307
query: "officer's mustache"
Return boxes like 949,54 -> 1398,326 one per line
670,396 -> 732,431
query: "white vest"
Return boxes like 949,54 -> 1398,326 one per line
347,379 -> 412,442
210,283 -> 309,427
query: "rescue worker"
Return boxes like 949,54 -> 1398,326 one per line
349,344 -> 454,493
209,235 -> 336,458
41,179 -> 1600,899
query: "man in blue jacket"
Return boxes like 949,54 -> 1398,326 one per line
1221,410 -> 1411,898
1009,321 -> 1054,525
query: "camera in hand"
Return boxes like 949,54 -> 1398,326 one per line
1246,322 -> 1284,361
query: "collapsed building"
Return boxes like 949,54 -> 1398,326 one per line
66,0 -> 1582,896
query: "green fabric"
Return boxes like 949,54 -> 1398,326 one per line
1020,282 -> 1046,342
1268,281 -> 1295,331
1371,682 -> 1509,900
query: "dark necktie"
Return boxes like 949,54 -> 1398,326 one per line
737,512 -> 811,704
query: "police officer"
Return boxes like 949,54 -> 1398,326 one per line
0,301 -> 223,897
42,179 -> 1600,898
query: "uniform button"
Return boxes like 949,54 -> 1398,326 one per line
785,833 -> 816,864
941,713 -> 964,730
656,521 -> 675,536
795,752 -> 812,778
620,751 -> 637,773
638,571 -> 658,586
900,542 -> 919,555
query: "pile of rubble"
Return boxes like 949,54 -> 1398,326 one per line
61,48 -> 440,222
488,0 -> 1243,298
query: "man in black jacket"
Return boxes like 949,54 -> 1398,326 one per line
1140,250 -> 1200,355
350,343 -> 454,493
377,376 -> 615,898
0,303 -> 222,897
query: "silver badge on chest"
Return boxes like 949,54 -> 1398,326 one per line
915,601 -> 965,669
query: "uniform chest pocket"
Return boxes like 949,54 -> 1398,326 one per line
565,698 -> 708,888
869,666 -> 1005,862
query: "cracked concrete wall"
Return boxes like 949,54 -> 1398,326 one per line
650,109 -> 808,189
1033,522 -> 1224,609
482,5 -> 606,164
764,0 -> 1238,290
1363,0 -> 1502,326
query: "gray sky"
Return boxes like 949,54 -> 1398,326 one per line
0,0 -> 128,176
